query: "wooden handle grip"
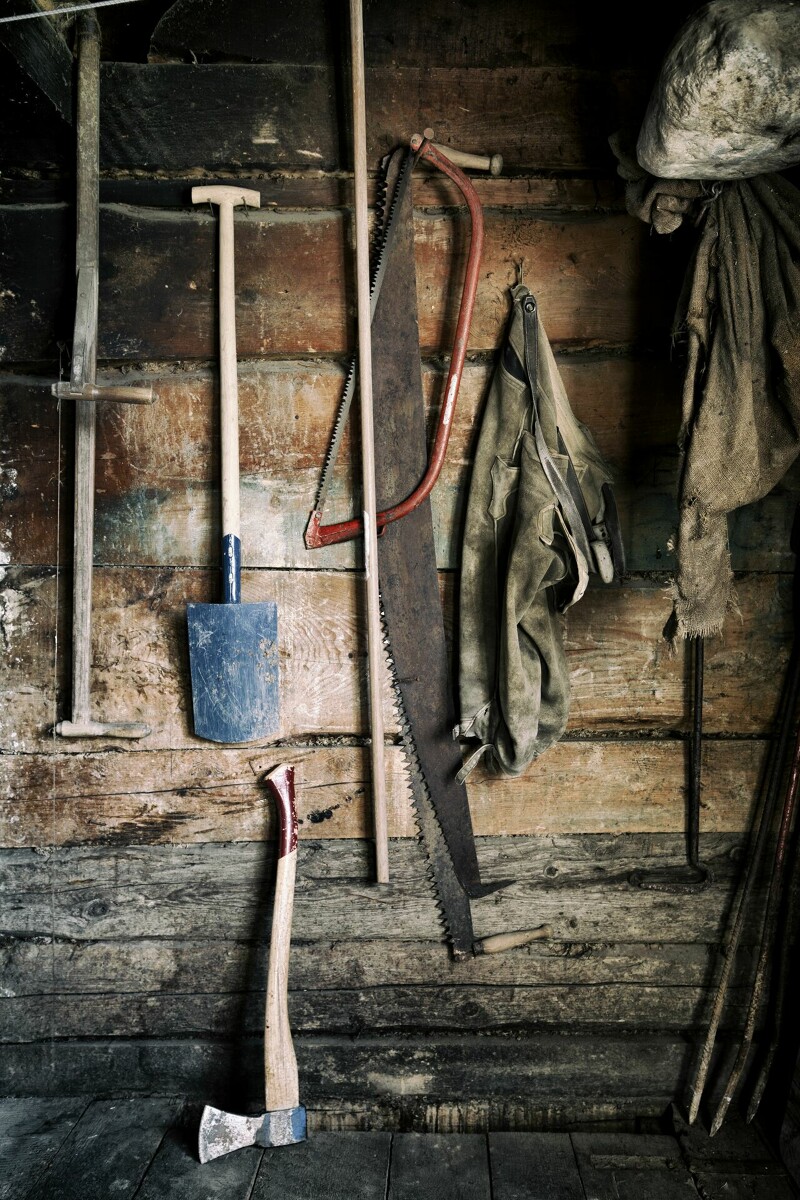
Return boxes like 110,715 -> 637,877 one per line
479,925 -> 552,954
191,185 -> 261,546
263,763 -> 300,1111
414,130 -> 503,175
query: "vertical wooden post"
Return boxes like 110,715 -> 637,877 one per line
349,0 -> 389,883
69,12 -> 101,730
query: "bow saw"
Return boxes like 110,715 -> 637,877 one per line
304,133 -> 549,958
304,133 -> 484,550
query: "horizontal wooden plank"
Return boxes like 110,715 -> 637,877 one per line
0,1034 -> 737,1131
0,202 -> 683,365
0,568 -> 791,752
3,360 -> 798,577
1,935 -> 756,999
149,0 -> 688,73
1,354 -> 683,573
1,63 -> 652,174
0,835 -> 749,945
0,174 -> 627,213
0,738 -> 767,848
0,976 -> 754,1042
4,354 -> 676,573
101,63 -> 340,170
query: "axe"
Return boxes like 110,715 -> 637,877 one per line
198,763 -> 306,1163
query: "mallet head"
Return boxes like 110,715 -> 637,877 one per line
198,1103 -> 307,1163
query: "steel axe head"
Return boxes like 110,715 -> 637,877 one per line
198,1103 -> 306,1163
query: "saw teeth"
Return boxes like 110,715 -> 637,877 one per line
378,602 -> 473,952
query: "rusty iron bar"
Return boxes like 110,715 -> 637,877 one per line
687,504 -> 800,1125
628,635 -> 709,893
710,712 -> 800,1134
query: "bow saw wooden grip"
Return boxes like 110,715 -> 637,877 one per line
417,128 -> 503,175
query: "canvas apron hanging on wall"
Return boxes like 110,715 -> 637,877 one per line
455,283 -> 625,780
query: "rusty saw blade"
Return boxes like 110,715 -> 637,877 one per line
369,147 -> 511,955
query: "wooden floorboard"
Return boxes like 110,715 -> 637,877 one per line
21,1097 -> 183,1200
0,1101 -> 796,1200
672,1106 -> 798,1200
489,1132 -> 585,1199
251,1131 -> 392,1200
571,1132 -> 699,1199
133,1103 -> 264,1199
0,1097 -> 89,1200
388,1134 -> 490,1200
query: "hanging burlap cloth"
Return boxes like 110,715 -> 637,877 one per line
612,132 -> 800,641
667,173 -> 800,640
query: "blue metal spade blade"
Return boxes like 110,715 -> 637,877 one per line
187,535 -> 278,743
187,599 -> 279,743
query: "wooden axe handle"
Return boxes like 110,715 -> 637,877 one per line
263,763 -> 300,1112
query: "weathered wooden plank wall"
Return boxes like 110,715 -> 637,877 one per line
1,0 -> 797,1132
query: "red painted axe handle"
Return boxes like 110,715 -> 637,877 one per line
263,764 -> 300,1111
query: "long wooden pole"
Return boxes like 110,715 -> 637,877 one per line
349,0 -> 389,883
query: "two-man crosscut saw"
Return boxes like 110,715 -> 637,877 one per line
305,136 -> 539,957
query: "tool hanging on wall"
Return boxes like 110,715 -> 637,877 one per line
186,185 -> 279,745
199,763 -> 306,1161
304,132 -> 483,551
629,636 -> 709,893
455,280 -> 625,780
305,133 -> 539,956
52,12 -> 156,740
687,505 -> 800,1132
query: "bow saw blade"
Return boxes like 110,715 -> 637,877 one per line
307,147 -> 414,525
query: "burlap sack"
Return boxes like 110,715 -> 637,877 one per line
667,173 -> 800,640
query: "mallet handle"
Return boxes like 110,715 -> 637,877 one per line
263,764 -> 300,1113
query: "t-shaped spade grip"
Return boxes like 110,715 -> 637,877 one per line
191,184 -> 262,210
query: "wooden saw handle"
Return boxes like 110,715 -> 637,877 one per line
263,763 -> 300,1112
418,128 -> 503,175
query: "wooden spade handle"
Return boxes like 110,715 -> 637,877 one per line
191,185 -> 260,581
263,763 -> 300,1112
